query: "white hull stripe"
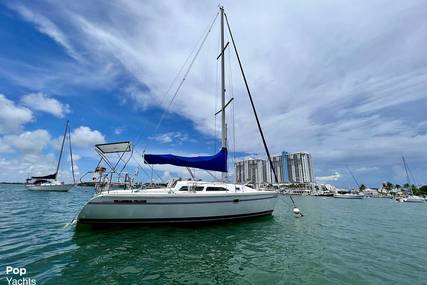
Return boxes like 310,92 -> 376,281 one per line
88,195 -> 277,205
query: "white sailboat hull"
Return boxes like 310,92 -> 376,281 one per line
398,196 -> 425,203
333,193 -> 364,199
26,184 -> 74,192
77,191 -> 278,224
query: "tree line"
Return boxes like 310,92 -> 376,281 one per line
360,182 -> 427,196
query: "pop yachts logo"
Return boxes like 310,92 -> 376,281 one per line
5,266 -> 36,285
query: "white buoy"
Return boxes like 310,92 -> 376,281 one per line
293,207 -> 300,215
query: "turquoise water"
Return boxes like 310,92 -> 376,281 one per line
1,184 -> 426,284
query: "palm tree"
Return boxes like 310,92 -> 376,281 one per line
386,182 -> 394,191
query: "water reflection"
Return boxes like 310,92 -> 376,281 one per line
49,217 -> 278,284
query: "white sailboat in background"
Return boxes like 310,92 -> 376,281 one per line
334,166 -> 364,199
26,120 -> 76,192
333,193 -> 364,199
77,6 -> 280,224
397,156 -> 424,203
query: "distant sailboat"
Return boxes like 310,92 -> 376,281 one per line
25,120 -> 76,192
397,156 -> 424,203
334,166 -> 364,199
333,193 -> 364,199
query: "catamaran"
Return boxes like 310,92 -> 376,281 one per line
26,120 -> 76,192
77,7 -> 281,224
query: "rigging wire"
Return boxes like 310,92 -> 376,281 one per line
132,156 -> 151,180
67,124 -> 76,184
133,12 -> 219,184
224,12 -> 303,217
402,156 -> 411,187
56,120 -> 69,175
406,158 -> 418,186
133,54 -> 190,148
140,12 -> 219,154
134,148 -> 164,182
118,12 -> 219,183
134,13 -> 218,149
346,165 -> 360,189
204,170 -> 221,182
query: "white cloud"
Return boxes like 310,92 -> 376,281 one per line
0,122 -> 104,182
8,3 -> 81,61
21,92 -> 70,118
70,126 -> 105,148
149,132 -> 191,144
355,166 -> 379,172
0,152 -> 77,183
316,172 -> 341,182
0,129 -> 70,182
0,153 -> 56,179
114,128 -> 124,135
3,129 -> 51,154
0,138 -> 12,153
0,94 -> 33,134
70,153 -> 81,161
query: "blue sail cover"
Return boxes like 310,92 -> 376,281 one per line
144,148 -> 227,172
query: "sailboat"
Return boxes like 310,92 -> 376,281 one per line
334,166 -> 364,199
397,156 -> 424,203
333,192 -> 364,199
25,120 -> 76,192
76,7 -> 279,224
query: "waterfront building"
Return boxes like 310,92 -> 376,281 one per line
286,152 -> 314,183
235,158 -> 267,186
265,154 -> 284,183
235,151 -> 315,185
281,151 -> 289,183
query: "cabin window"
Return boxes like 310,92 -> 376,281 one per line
179,186 -> 188,191
194,186 -> 204,191
206,187 -> 227,191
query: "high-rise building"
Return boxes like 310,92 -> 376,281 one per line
286,152 -> 314,183
281,151 -> 290,183
235,158 -> 267,186
265,155 -> 284,184
235,151 -> 315,185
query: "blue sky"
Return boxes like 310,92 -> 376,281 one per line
0,0 -> 426,187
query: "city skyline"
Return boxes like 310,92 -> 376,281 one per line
235,151 -> 315,186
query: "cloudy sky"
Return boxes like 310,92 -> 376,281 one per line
0,0 -> 426,187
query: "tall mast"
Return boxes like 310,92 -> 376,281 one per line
402,156 -> 410,184
68,124 -> 76,184
220,6 -> 227,180
56,120 -> 69,178
346,165 -> 360,189
402,156 -> 411,193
